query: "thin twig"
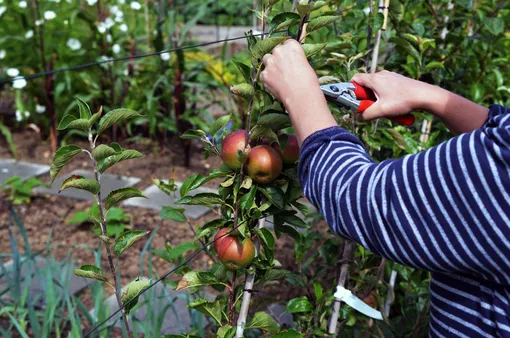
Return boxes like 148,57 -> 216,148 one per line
228,270 -> 237,325
88,132 -> 133,338
410,299 -> 430,337
185,218 -> 217,264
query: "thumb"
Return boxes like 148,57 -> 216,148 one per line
358,100 -> 381,122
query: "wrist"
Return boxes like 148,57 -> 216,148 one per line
413,81 -> 449,117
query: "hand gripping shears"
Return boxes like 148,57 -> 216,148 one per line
320,81 -> 415,126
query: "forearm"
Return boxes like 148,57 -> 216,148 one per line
415,82 -> 490,134
283,84 -> 337,146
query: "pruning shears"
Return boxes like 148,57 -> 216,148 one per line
320,81 -> 415,127
334,285 -> 383,320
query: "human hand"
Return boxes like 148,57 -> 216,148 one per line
350,71 -> 431,121
260,39 -> 321,108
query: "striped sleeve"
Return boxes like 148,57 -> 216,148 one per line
297,104 -> 510,284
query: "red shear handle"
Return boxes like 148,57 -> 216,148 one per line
352,81 -> 415,127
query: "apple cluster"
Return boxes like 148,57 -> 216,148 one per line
220,129 -> 299,184
213,129 -> 300,270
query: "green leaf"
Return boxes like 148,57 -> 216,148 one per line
307,16 -> 341,32
187,298 -> 223,325
50,145 -> 82,183
257,113 -> 292,130
76,96 -> 92,119
180,170 -> 228,198
180,129 -> 208,140
232,60 -> 251,83
256,269 -> 288,285
176,271 -> 224,291
97,108 -> 144,136
311,0 -> 327,11
73,264 -> 107,283
121,278 -> 151,315
424,61 -> 444,71
230,83 -> 255,101
114,230 -> 150,256
98,149 -> 144,174
92,144 -> 119,162
270,12 -> 300,32
373,12 -> 384,31
59,118 -> 90,131
210,115 -> 231,139
0,122 -> 17,158
175,193 -> 223,207
273,329 -> 304,338
59,176 -> 100,195
302,43 -> 327,58
296,1 -> 310,16
241,176 -> 252,190
483,17 -> 504,36
57,114 -> 78,131
251,36 -> 290,67
389,37 -> 421,65
313,281 -> 323,300
276,213 -> 308,228
217,325 -> 236,338
220,176 -> 235,188
240,185 -> 256,209
249,126 -> 279,144
166,242 -> 200,260
88,106 -> 103,128
286,296 -> 313,313
257,228 -> 275,261
246,311 -> 279,334
258,186 -> 285,209
159,206 -> 186,222
66,211 -> 90,225
105,187 -> 146,210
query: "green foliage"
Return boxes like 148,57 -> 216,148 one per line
0,122 -> 17,158
1,176 -> 48,205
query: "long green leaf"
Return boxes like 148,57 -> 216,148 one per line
246,311 -> 280,334
0,122 -> 16,158
307,15 -> 341,32
175,193 -> 223,206
97,108 -> 144,135
270,12 -> 300,32
159,206 -> 186,222
121,278 -> 151,315
256,113 -> 292,130
389,37 -> 421,65
105,187 -> 146,210
187,298 -> 223,325
176,271 -> 224,291
76,96 -> 92,119
114,230 -> 150,256
58,118 -> 90,131
92,144 -> 119,162
59,176 -> 100,195
73,264 -> 107,283
98,149 -> 144,174
251,36 -> 290,67
50,145 -> 82,183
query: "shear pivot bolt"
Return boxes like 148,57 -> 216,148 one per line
330,85 -> 339,92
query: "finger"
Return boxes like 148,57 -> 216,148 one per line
350,73 -> 373,88
262,54 -> 273,66
357,101 -> 382,121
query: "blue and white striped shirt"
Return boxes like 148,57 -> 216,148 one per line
298,104 -> 510,337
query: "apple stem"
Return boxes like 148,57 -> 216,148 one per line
228,270 -> 238,325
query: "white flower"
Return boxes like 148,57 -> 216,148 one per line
25,30 -> 34,39
112,44 -> 121,54
106,34 -> 112,43
0,0 -> 3,4
0,6 -> 6,17
97,22 -> 106,34
64,20 -> 68,25
115,11 -> 123,22
44,11 -> 56,20
36,104 -> 46,113
0,50 -> 5,59
153,30 -> 157,36
25,111 -> 30,117
110,5 -> 119,14
35,19 -> 43,26
160,52 -> 170,61
49,0 -> 61,2
119,23 -> 127,32
104,17 -> 114,29
7,68 -> 20,77
66,38 -> 81,51
130,1 -> 141,10
13,76 -> 27,89
66,0 -> 71,3
123,68 -> 129,76
19,1 -> 27,9
118,0 -> 125,4
15,110 -> 23,122
86,0 -> 97,5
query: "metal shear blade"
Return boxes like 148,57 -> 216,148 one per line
320,83 -> 360,112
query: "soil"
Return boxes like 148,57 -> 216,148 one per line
0,130 -> 335,337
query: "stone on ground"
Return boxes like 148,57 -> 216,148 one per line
0,256 -> 93,308
122,183 -> 217,220
0,159 -> 50,185
35,169 -> 141,201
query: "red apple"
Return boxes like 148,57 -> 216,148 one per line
214,228 -> 255,271
221,129 -> 249,170
245,145 -> 283,184
280,134 -> 300,165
